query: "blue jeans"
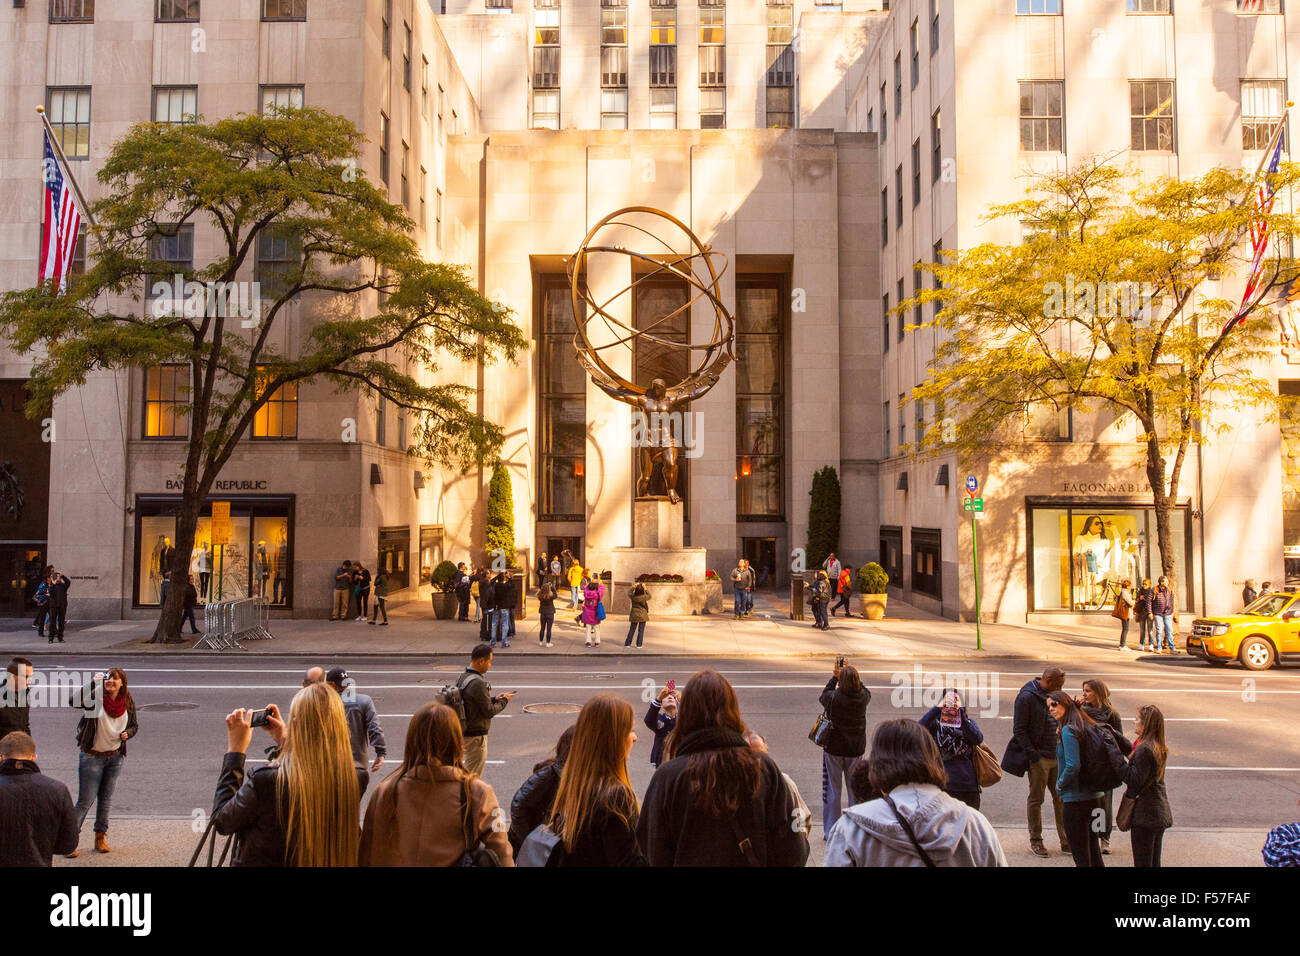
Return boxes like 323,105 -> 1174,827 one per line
76,750 -> 124,834
822,752 -> 857,837
570,586 -> 581,608
625,621 -> 646,647
539,613 -> 554,644
1158,614 -> 1176,650
490,609 -> 510,645
734,589 -> 746,616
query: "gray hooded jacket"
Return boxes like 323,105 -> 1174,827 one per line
824,783 -> 1007,867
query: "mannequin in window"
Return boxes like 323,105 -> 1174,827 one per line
193,542 -> 212,601
274,527 -> 288,605
255,541 -> 271,598
1072,515 -> 1109,607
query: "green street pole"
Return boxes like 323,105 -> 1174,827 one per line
972,513 -> 983,651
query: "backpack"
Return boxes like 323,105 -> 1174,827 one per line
1079,724 -> 1128,792
516,823 -> 567,867
435,671 -> 481,726
35,581 -> 49,606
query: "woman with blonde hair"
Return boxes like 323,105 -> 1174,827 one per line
548,694 -> 645,866
212,682 -> 361,866
360,702 -> 512,866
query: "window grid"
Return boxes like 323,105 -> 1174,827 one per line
931,107 -> 942,182
403,23 -> 412,92
379,111 -> 390,186
650,88 -> 677,128
381,0 -> 391,58
1242,80 -> 1288,150
1016,0 -> 1061,12
261,85 -> 304,114
910,20 -> 919,88
262,0 -> 306,18
894,54 -> 902,117
1019,80 -> 1063,152
50,0 -> 94,21
252,367 -> 299,439
1127,0 -> 1170,11
533,90 -> 560,129
152,86 -> 198,126
536,6 -> 560,44
143,365 -> 190,440
883,293 -> 890,354
146,225 -> 195,301
735,278 -> 785,520
156,0 -> 199,20
911,139 -> 921,207
896,279 -> 904,342
700,88 -> 726,128
884,400 -> 892,455
1130,79 -> 1174,151
46,88 -> 91,160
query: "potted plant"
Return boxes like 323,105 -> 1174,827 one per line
858,562 -> 890,620
430,559 -> 460,620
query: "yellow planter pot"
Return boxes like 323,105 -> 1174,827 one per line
861,594 -> 888,621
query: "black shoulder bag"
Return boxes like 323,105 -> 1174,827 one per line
881,793 -> 935,867
458,778 -> 503,867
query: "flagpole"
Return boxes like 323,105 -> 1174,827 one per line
36,105 -> 95,226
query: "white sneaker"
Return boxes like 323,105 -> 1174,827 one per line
546,641 -> 554,648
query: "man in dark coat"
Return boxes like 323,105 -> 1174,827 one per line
0,732 -> 78,866
46,569 -> 71,643
458,644 -> 514,775
0,658 -> 34,740
453,563 -> 472,621
1002,665 -> 1067,857
490,573 -> 517,648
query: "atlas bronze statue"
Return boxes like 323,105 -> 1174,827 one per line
567,207 -> 735,504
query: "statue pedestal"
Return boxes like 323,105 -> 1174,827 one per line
609,498 -> 720,614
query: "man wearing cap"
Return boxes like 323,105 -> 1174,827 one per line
326,667 -> 387,795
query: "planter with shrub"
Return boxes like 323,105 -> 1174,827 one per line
857,562 -> 889,620
430,559 -> 460,619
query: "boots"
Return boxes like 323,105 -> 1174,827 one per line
94,832 -> 110,854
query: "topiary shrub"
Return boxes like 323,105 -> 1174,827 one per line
485,463 -> 517,568
858,562 -> 889,594
431,559 -> 459,592
806,465 -> 841,570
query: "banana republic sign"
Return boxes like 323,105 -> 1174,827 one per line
163,478 -> 269,491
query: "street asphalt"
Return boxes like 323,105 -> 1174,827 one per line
7,648 -> 1294,867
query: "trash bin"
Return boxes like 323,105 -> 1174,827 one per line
512,570 -> 528,620
790,575 -> 805,621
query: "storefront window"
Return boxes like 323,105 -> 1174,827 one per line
1029,503 -> 1191,612
135,496 -> 293,607
912,528 -> 942,599
419,525 -> 444,585
379,527 -> 410,591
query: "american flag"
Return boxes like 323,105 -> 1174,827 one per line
39,128 -> 84,293
1222,111 -> 1289,336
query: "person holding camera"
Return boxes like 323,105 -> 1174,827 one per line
360,702 -> 513,866
212,683 -> 361,866
817,658 -> 870,836
918,689 -> 986,810
643,683 -> 678,768
71,668 -> 138,856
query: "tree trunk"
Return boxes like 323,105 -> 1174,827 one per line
148,496 -> 201,643
1143,441 -> 1179,602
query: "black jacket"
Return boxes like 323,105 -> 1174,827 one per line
459,667 -> 507,738
210,751 -> 365,866
0,758 -> 78,865
1002,679 -> 1056,775
636,728 -> 810,867
493,578 -> 518,611
918,707 -> 985,793
1082,704 -> 1122,737
0,674 -> 30,738
1123,744 -> 1173,830
817,676 -> 870,758
48,575 -> 70,609
643,701 -> 676,767
555,794 -> 647,867
508,761 -> 563,855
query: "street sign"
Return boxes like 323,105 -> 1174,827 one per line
965,474 -> 979,495
962,497 -> 984,512
211,501 -> 232,545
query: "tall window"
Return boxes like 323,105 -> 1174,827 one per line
601,0 -> 628,91
143,365 -> 189,439
879,83 -> 887,141
381,0 -> 391,58
435,188 -> 443,247
699,2 -> 724,43
601,90 -> 629,129
736,278 -> 784,519
931,107 -> 942,181
538,276 -> 585,519
419,166 -> 427,229
1130,80 -> 1174,151
699,2 -> 725,89
533,91 -> 560,129
650,4 -> 676,43
895,165 -> 903,230
884,400 -> 891,455
898,393 -> 906,447
401,142 -> 410,208
252,368 -> 298,439
535,5 -> 561,89
255,229 -> 301,300
650,89 -> 677,128
437,85 -> 445,140
1128,0 -> 1170,11
881,187 -> 889,245
421,57 -> 430,118
1019,80 -> 1063,151
486,0 -> 513,10
882,292 -> 890,354
146,225 -> 194,302
933,239 -> 944,318
152,86 -> 198,125
896,278 -> 904,342
403,23 -> 412,91
894,54 -> 902,116
156,0 -> 199,20
378,111 -> 389,185
1016,0 -> 1061,12
911,139 -> 921,207
910,20 -> 919,88
262,0 -> 306,17
600,1 -> 625,44
1242,80 -> 1287,150
261,85 -> 304,114
766,0 -> 794,129
51,0 -> 94,21
930,0 -> 939,53
46,88 -> 91,160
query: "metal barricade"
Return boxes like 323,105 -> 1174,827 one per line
193,597 -> 273,650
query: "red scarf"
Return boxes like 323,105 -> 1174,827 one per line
101,690 -> 128,718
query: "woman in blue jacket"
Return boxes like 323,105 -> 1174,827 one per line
919,689 -> 984,810
1046,690 -> 1105,868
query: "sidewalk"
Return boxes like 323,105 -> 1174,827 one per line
1,589 -> 1191,664
53,816 -> 1267,867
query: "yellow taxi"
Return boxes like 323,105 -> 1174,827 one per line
1187,592 -> 1300,670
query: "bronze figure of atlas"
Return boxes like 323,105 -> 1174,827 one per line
566,207 -> 736,504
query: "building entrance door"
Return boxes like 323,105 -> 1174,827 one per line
742,537 -> 777,588
0,545 -> 44,616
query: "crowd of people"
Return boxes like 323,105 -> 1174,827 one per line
4,649 -> 1297,868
